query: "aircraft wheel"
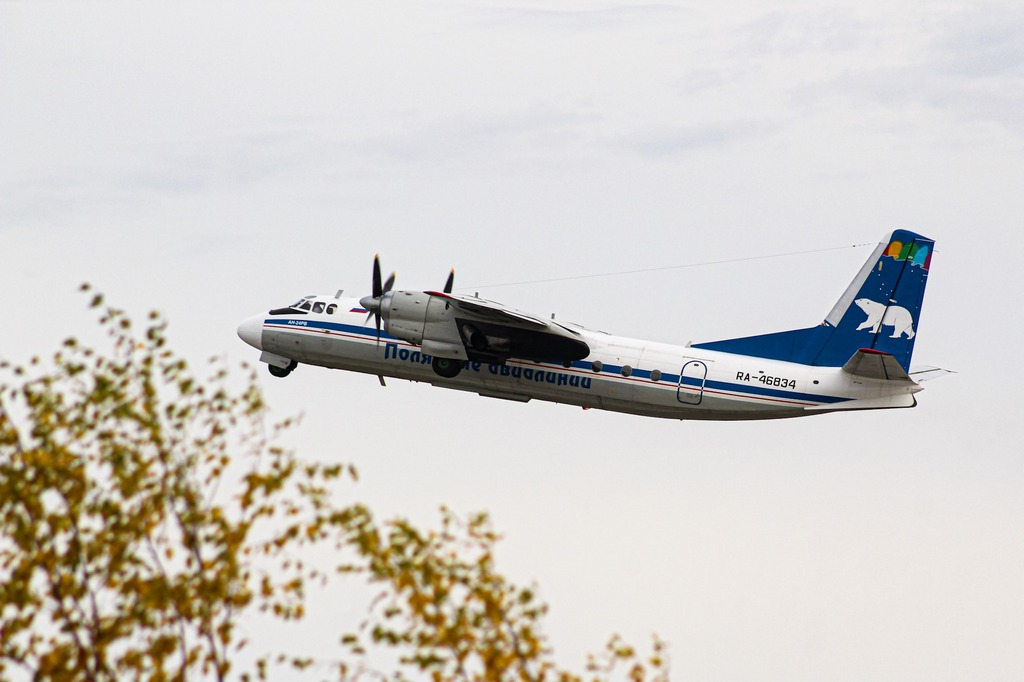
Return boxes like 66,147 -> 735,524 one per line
268,360 -> 298,378
431,356 -> 463,378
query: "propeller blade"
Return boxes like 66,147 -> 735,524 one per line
362,255 -> 394,344
372,254 -> 382,298
443,269 -> 455,294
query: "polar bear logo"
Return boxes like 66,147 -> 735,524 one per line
854,299 -> 915,339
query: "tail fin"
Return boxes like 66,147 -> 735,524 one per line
692,230 -> 934,372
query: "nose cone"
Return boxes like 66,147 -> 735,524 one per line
236,315 -> 264,350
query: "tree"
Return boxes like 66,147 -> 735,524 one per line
340,509 -> 668,682
0,287 -> 667,681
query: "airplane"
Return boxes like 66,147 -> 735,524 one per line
236,230 -> 946,421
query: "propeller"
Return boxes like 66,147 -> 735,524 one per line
359,254 -> 396,340
358,256 -> 452,341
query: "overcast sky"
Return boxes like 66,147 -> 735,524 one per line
3,1 -> 1023,679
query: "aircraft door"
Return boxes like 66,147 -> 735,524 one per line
677,359 -> 708,405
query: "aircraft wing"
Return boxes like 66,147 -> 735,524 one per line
426,291 -> 550,328
426,291 -> 591,363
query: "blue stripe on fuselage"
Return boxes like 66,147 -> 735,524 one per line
264,317 -> 399,340
560,359 -> 846,405
264,318 -> 847,406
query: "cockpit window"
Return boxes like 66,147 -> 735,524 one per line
326,303 -> 337,315
269,297 -> 316,316
313,302 -> 325,313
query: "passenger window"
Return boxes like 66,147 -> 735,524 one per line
326,304 -> 337,315
313,302 -> 325,313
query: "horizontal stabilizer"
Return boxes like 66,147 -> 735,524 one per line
842,348 -> 912,382
909,365 -> 957,382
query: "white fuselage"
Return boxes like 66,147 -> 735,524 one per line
240,296 -> 921,421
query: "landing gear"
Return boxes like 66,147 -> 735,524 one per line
431,356 -> 463,378
268,360 -> 298,378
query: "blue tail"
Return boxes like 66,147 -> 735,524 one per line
692,230 -> 934,371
